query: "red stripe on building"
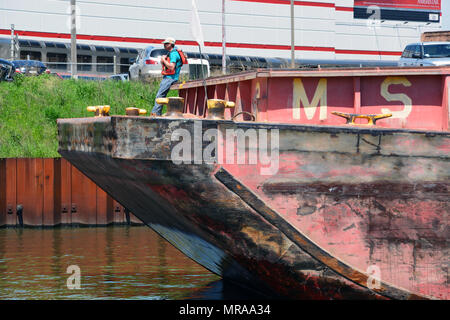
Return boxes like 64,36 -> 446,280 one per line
0,29 -> 402,56
233,0 -> 355,11
335,6 -> 354,12
336,49 -> 402,56
204,41 -> 335,52
231,0 -> 335,8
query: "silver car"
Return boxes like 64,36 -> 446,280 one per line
109,73 -> 129,81
399,42 -> 450,67
128,46 -> 210,81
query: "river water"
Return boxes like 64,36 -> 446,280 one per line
0,226 -> 260,300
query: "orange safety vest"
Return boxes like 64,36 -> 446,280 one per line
161,49 -> 188,75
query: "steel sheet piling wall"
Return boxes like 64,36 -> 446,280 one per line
60,157 -> 72,224
5,158 -> 17,226
0,158 -> 142,227
71,165 -> 98,225
0,159 -> 5,226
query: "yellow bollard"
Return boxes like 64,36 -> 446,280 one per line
156,98 -> 169,105
332,111 -> 392,126
87,105 -> 110,117
125,108 -> 147,116
156,97 -> 185,118
206,99 -> 235,120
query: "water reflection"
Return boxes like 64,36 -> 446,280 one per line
187,279 -> 270,300
0,226 -> 222,300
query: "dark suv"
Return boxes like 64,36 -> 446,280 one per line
0,58 -> 15,81
12,60 -> 49,75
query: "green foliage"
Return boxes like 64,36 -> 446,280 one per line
0,75 -> 177,157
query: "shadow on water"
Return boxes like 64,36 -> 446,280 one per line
187,279 -> 272,300
0,226 -> 243,300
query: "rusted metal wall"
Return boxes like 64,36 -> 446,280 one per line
176,67 -> 449,131
58,115 -> 449,299
0,158 -> 142,227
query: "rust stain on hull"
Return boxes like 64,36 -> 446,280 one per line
215,167 -> 431,300
57,114 -> 448,299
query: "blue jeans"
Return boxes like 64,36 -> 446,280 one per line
152,77 -> 178,115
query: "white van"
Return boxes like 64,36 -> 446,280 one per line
398,42 -> 450,67
129,46 -> 210,81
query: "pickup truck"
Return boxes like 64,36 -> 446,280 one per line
399,42 -> 450,67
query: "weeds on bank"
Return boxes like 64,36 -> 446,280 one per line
0,75 -> 176,157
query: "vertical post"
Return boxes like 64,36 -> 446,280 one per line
222,0 -> 226,74
113,55 -> 118,75
353,77 -> 361,115
198,45 -> 208,102
10,24 -> 15,60
290,0 -> 295,68
14,34 -> 19,59
70,0 -> 78,79
442,75 -> 449,131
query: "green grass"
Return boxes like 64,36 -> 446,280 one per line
0,75 -> 177,158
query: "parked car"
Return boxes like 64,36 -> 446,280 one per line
109,73 -> 129,81
12,60 -> 50,75
398,42 -> 450,67
0,58 -> 15,81
128,46 -> 210,81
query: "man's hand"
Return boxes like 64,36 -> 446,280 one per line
160,54 -> 175,70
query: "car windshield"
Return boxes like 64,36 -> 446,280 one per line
423,44 -> 450,58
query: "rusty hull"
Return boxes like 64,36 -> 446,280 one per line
58,116 -> 449,299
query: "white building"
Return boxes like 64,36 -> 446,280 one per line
0,0 -> 443,61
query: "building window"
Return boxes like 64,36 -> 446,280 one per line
120,58 -> 131,74
47,52 -> 67,70
19,51 -> 42,61
96,56 -> 113,73
77,55 -> 92,71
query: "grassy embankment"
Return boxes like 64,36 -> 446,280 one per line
0,75 -> 177,158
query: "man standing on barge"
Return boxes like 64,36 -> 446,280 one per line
151,37 -> 182,116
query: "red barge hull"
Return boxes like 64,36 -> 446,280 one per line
58,67 -> 449,299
